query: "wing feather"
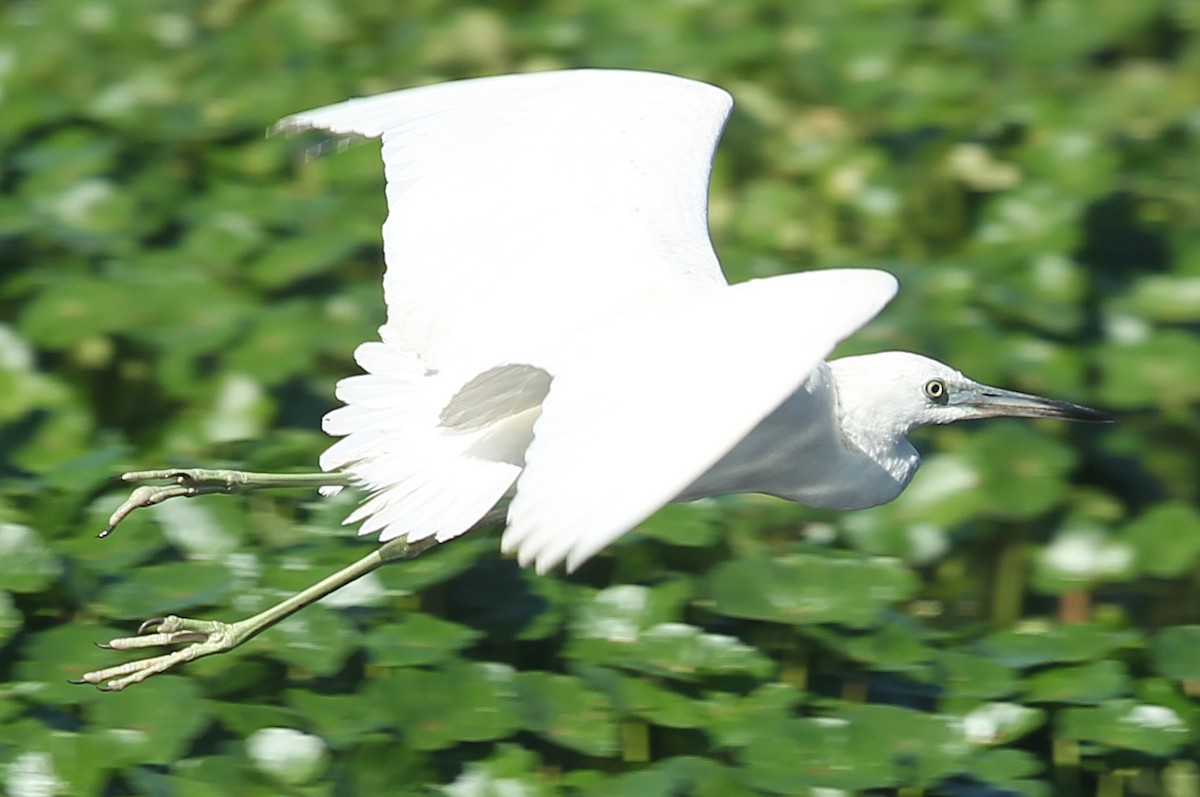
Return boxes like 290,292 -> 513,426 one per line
276,69 -> 733,371
502,269 -> 899,573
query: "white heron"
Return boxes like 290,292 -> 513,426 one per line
76,69 -> 1110,691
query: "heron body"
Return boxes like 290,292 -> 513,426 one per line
276,69 -> 1108,573
80,68 -> 1110,691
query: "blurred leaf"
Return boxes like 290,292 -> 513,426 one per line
284,689 -> 387,746
962,424 -> 1078,519
583,755 -> 756,797
1119,502 -> 1200,578
603,673 -> 707,729
737,705 -> 968,792
369,661 -> 520,751
1124,274 -> 1200,323
703,684 -> 805,749
807,614 -> 936,671
1057,701 -> 1188,757
2,720 -> 111,797
364,612 -> 482,667
1097,331 -> 1200,410
94,560 -> 235,619
570,621 -> 773,681
1023,660 -> 1129,705
0,590 -> 21,647
980,624 -> 1135,668
442,744 -> 557,797
0,523 -> 63,593
635,502 -> 722,548
708,552 -> 918,628
260,602 -> 360,677
934,651 -> 1020,703
1151,627 -> 1200,681
88,676 -> 211,766
514,671 -> 617,757
966,749 -> 1049,797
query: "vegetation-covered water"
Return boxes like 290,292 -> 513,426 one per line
1,2 -> 1197,794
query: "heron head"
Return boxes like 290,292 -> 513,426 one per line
828,351 -> 1113,443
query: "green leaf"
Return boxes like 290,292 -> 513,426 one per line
607,675 -> 707,729
570,621 -> 772,681
94,560 -> 235,619
583,756 -> 757,797
1057,701 -> 1188,757
737,705 -> 969,792
962,424 -> 1078,519
635,502 -> 722,548
0,590 -> 21,647
966,749 -> 1050,797
980,624 -> 1135,668
514,671 -> 617,756
1151,626 -> 1200,681
261,602 -> 360,677
88,676 -> 212,766
442,744 -> 558,797
1098,331 -> 1200,410
934,651 -> 1020,703
703,684 -> 805,749
365,613 -> 482,667
283,689 -> 387,747
0,523 -> 63,593
708,552 -> 918,628
1119,502 -> 1200,578
1023,660 -> 1129,705
369,662 -> 520,751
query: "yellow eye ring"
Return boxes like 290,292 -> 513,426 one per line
924,379 -> 947,401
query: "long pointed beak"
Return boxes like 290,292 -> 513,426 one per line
961,385 -> 1115,423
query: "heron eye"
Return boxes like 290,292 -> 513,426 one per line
923,379 -> 947,403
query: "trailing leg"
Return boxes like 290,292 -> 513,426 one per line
74,536 -> 438,691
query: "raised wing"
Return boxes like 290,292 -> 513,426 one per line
275,70 -> 732,371
501,269 -> 899,573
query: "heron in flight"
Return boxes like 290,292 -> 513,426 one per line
77,70 -> 1110,691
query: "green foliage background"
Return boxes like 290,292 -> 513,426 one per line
2,1 -> 1199,795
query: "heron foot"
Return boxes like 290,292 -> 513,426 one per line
102,468 -> 350,538
102,469 -> 258,537
72,615 -> 250,691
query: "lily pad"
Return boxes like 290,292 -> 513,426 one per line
1057,701 -> 1189,757
514,671 -> 617,757
0,523 -> 63,593
1023,660 -> 1129,705
979,624 -> 1134,668
368,661 -> 520,751
88,676 -> 211,766
708,552 -> 918,628
93,560 -> 235,619
1150,626 -> 1200,681
365,612 -> 482,667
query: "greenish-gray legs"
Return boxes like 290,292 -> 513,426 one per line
75,469 -> 438,692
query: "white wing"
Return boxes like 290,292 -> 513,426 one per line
502,269 -> 899,573
275,69 -> 732,371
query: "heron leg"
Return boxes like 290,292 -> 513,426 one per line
103,468 -> 353,537
74,536 -> 438,691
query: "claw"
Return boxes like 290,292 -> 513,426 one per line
102,470 -> 248,538
137,617 -> 166,634
76,614 -> 250,691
